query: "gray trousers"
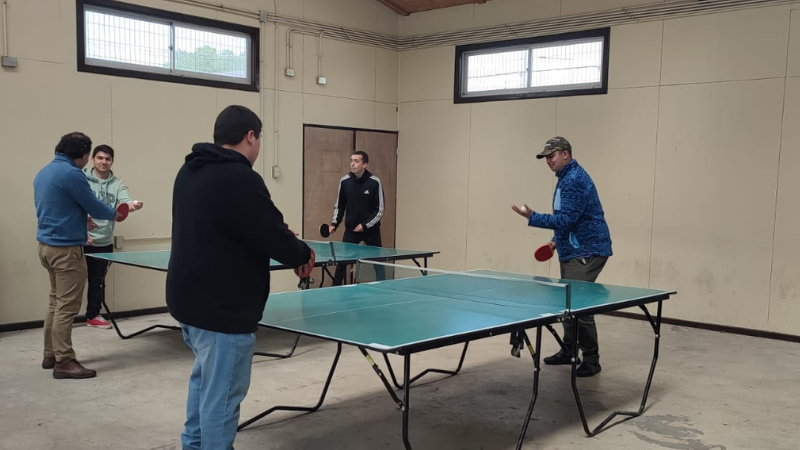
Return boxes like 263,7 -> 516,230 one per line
559,256 -> 608,363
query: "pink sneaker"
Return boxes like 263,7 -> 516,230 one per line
86,315 -> 112,329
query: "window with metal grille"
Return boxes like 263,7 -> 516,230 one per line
454,28 -> 609,103
77,0 -> 259,92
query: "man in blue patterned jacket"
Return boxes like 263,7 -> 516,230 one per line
512,136 -> 612,377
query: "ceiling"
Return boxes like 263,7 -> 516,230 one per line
375,0 -> 489,16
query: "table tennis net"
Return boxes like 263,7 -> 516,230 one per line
354,260 -> 574,312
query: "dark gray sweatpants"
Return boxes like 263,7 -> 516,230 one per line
559,256 -> 608,363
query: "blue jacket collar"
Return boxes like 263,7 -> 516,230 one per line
556,159 -> 578,179
54,153 -> 79,167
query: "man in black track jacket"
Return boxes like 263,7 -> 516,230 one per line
327,150 -> 385,285
166,105 -> 313,450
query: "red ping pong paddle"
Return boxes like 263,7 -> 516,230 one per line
534,243 -> 554,262
116,202 -> 130,222
295,248 -> 316,279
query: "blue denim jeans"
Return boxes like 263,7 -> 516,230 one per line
180,324 -> 257,450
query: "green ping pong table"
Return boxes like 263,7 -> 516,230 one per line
86,241 -> 437,346
235,263 -> 675,449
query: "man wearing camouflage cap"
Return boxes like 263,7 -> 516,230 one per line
512,136 -> 612,377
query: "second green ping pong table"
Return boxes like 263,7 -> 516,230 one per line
86,240 -> 437,348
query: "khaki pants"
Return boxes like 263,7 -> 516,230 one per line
38,243 -> 87,362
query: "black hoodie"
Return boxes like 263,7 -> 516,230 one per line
332,169 -> 385,231
166,143 -> 310,334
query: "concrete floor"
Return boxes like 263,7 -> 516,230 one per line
0,313 -> 798,450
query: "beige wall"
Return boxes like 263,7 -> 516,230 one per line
0,0 -> 399,325
2,0 -> 799,337
396,2 -> 800,336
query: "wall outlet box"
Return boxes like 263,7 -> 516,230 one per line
317,76 -> 327,85
113,235 -> 125,249
271,165 -> 281,178
1,56 -> 18,68
285,68 -> 295,77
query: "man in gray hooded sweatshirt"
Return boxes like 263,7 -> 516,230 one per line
83,144 -> 144,328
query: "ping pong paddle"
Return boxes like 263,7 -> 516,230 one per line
115,202 -> 130,222
320,223 -> 330,238
295,248 -> 316,279
534,243 -> 554,262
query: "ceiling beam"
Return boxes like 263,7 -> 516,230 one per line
376,0 -> 411,16
376,0 -> 489,16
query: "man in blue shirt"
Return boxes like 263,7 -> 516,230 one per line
512,137 -> 612,377
34,132 -> 119,379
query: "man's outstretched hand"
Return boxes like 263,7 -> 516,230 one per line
511,204 -> 534,219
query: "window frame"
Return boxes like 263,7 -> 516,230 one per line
76,0 -> 260,92
453,28 -> 610,104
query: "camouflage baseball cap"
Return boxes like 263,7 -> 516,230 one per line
536,137 -> 572,159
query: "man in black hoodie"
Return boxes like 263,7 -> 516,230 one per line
326,151 -> 385,285
166,105 -> 312,450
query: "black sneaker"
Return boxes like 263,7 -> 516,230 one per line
576,361 -> 601,377
543,351 -> 580,365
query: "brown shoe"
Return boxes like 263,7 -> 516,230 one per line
53,359 -> 96,379
42,356 -> 56,369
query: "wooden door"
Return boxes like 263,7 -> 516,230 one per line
303,126 -> 353,242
